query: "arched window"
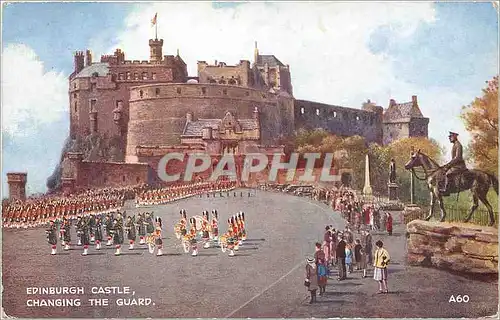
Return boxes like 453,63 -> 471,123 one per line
300,107 -> 305,114
156,88 -> 160,96
74,102 -> 78,113
316,109 -> 320,116
139,90 -> 143,98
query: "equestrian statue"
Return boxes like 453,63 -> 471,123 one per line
404,131 -> 498,226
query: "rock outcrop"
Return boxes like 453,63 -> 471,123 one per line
407,220 -> 498,275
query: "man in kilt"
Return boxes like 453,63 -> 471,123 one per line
62,217 -> 72,251
105,213 -> 114,246
46,220 -> 58,255
210,210 -> 219,241
189,218 -> 198,256
111,218 -> 124,256
137,213 -> 147,244
75,216 -> 83,246
125,215 -> 137,250
94,215 -> 103,250
145,213 -> 155,252
154,222 -> 163,256
201,211 -> 211,249
81,217 -> 91,256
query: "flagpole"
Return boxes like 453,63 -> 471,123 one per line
155,19 -> 158,40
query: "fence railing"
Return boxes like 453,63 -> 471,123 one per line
403,205 -> 498,227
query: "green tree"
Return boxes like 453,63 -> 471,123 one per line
461,76 -> 498,176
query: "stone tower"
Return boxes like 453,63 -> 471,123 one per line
149,39 -> 164,62
7,172 -> 27,201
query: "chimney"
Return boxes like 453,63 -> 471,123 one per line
85,50 -> 92,67
412,95 -> 418,105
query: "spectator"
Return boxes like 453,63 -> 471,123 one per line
373,240 -> 390,294
305,257 -> 319,304
345,243 -> 353,274
386,212 -> 393,236
335,236 -> 347,280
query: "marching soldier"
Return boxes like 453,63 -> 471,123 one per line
154,221 -> 163,256
62,217 -> 71,251
189,218 -> 198,256
202,211 -> 211,248
46,220 -> 58,255
125,215 -> 137,250
81,217 -> 91,256
105,213 -> 114,246
94,215 -> 103,250
111,217 -> 124,256
137,213 -> 147,244
145,212 -> 155,252
89,214 -> 96,243
76,216 -> 84,246
211,210 -> 219,241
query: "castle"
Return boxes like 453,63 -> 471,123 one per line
42,38 -> 428,194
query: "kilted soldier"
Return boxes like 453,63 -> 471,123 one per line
111,218 -> 124,256
81,217 -> 91,256
154,222 -> 163,256
46,220 -> 58,255
145,213 -> 155,252
94,215 -> 103,250
105,213 -> 114,246
231,216 -> 240,251
202,211 -> 211,249
226,228 -> 236,257
76,216 -> 83,246
62,217 -> 71,251
210,210 -> 219,240
189,218 -> 198,256
125,215 -> 137,250
137,213 -> 147,244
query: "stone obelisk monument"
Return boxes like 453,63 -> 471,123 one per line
362,154 -> 373,196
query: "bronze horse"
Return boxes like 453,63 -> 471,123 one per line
404,150 -> 498,226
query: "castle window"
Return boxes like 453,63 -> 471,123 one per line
316,109 -> 320,116
142,72 -> 148,80
177,87 -> 182,94
152,73 -> 157,80
126,72 -> 131,80
122,175 -> 126,182
156,88 -> 160,96
139,90 -> 143,98
90,99 -> 97,112
223,89 -> 227,95
73,93 -> 77,99
201,87 -> 207,95
134,73 -> 139,80
356,115 -> 360,121
74,102 -> 78,113
91,83 -> 97,91
73,83 -> 76,89
118,73 -> 124,80
300,107 -> 305,114
92,72 -> 99,78
333,111 -> 337,118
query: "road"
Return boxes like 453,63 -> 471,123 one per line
2,189 -> 498,318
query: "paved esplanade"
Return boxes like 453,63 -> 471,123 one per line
2,190 -> 497,318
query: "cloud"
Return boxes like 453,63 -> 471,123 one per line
2,43 -> 67,137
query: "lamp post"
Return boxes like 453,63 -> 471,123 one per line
410,170 -> 415,205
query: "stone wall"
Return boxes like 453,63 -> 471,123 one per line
126,83 -> 294,162
294,99 -> 383,144
407,220 -> 498,275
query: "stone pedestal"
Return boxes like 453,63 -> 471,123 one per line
403,204 -> 424,224
388,183 -> 398,200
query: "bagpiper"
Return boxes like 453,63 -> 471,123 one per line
105,213 -> 114,246
61,217 -> 71,251
75,216 -> 83,246
125,215 -> 137,250
145,212 -> 155,253
137,213 -> 147,244
231,216 -> 240,251
89,214 -> 96,243
46,220 -> 58,255
111,217 -> 124,256
94,215 -> 103,250
81,217 -> 91,256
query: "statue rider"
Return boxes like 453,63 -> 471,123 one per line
439,132 -> 467,195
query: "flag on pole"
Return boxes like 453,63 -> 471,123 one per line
151,13 -> 157,26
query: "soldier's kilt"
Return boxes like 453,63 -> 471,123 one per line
63,229 -> 71,243
94,227 -> 103,241
127,228 -> 136,241
81,232 -> 90,246
113,232 -> 124,245
181,229 -> 187,236
47,231 -> 57,245
202,230 -> 209,239
189,238 -> 197,245
212,228 -> 219,237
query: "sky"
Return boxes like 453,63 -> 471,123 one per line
1,1 -> 498,196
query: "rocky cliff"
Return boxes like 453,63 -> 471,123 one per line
407,220 -> 498,275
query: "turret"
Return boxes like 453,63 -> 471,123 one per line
85,50 -> 92,67
149,39 -> 164,63
74,51 -> 84,74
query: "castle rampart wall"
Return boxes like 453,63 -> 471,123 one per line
126,83 -> 294,162
294,99 -> 383,144
77,161 -> 149,189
